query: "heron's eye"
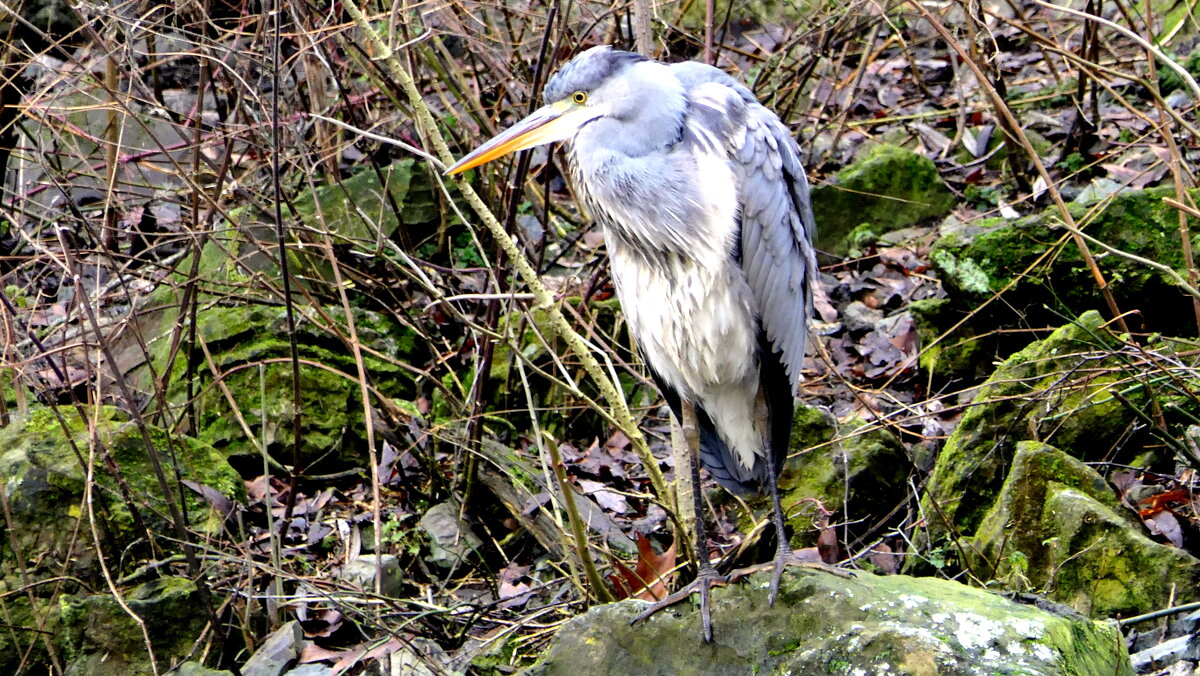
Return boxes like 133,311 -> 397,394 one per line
571,91 -> 588,105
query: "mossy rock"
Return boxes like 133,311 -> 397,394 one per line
145,302 -> 420,468
0,407 -> 242,673
930,186 -> 1200,336
138,160 -> 449,309
61,577 -> 208,676
773,410 -> 908,546
524,568 -> 1131,675
288,159 -> 446,244
0,406 -> 242,571
974,442 -> 1200,618
921,311 -> 1146,541
811,144 -> 954,255
114,224 -> 424,470
214,160 -> 452,290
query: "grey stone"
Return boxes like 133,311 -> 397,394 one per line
842,300 -> 883,333
338,554 -> 403,597
1131,634 -> 1200,672
1171,609 -> 1200,637
242,621 -> 302,676
523,568 -> 1131,675
420,502 -> 482,568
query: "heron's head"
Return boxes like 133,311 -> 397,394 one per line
446,46 -> 680,175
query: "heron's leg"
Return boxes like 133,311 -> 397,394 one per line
756,393 -> 792,606
682,403 -> 723,640
745,394 -> 851,603
631,403 -> 725,642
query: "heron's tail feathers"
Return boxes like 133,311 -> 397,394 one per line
694,405 -> 764,495
648,370 -> 775,496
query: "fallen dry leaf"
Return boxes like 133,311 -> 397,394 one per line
299,642 -> 344,663
609,533 -> 676,601
868,542 -> 901,575
577,478 -> 629,514
1144,510 -> 1184,549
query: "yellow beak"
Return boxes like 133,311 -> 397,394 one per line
445,100 -> 595,175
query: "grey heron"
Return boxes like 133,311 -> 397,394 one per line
447,45 -> 820,641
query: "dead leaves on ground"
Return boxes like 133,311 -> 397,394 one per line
609,534 -> 677,601
1112,470 -> 1199,553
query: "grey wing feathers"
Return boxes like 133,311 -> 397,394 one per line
737,107 -> 817,394
675,65 -> 817,395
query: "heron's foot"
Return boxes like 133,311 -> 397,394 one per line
631,566 -> 726,642
729,553 -> 853,606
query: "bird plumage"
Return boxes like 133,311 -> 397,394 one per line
445,44 -> 823,642
544,46 -> 817,494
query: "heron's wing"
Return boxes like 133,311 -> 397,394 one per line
680,75 -> 817,396
677,73 -> 817,486
736,104 -> 817,395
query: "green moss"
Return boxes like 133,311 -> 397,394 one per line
1041,487 -> 1200,617
811,144 -> 954,255
973,442 -> 1127,582
930,249 -> 992,296
469,633 -> 539,675
846,223 -> 879,256
930,186 -> 1200,334
0,407 -> 240,672
920,311 -> 1139,539
288,159 -> 443,242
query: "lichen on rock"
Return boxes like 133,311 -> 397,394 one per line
523,569 -> 1131,675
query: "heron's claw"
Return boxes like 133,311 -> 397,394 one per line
727,554 -> 854,607
631,567 -> 726,643
768,541 -> 789,606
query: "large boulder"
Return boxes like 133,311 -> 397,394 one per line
0,406 -> 243,673
921,311 -> 1147,541
973,442 -> 1200,618
0,406 -> 242,577
112,295 -> 420,469
524,569 -> 1131,675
